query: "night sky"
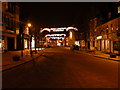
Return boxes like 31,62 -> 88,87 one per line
19,2 -> 114,31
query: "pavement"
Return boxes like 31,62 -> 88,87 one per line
1,48 -> 45,71
1,46 -> 120,71
64,47 -> 120,61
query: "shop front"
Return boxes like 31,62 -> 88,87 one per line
95,35 -> 113,53
113,41 -> 119,54
2,32 -> 17,52
24,39 -> 29,49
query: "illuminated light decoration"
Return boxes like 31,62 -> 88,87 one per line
97,36 -> 102,39
50,37 -> 64,40
45,34 -> 66,37
66,27 -> 78,31
41,28 -> 51,32
40,27 -> 78,33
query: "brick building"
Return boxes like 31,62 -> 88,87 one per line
1,2 -> 20,52
17,21 -> 31,50
89,3 -> 120,54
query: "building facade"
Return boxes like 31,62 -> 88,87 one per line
1,2 -> 20,52
89,3 -> 120,54
17,21 -> 30,50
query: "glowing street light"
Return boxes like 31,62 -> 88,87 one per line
28,23 -> 31,27
27,23 -> 32,57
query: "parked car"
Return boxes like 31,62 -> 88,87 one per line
72,45 -> 79,50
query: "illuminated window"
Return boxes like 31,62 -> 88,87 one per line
24,39 -> 27,49
118,6 -> 120,13
32,37 -> 35,48
75,41 -> 80,46
26,27 -> 29,34
5,2 -> 8,10
16,29 -> 19,34
106,25 -> 108,29
24,27 -> 29,35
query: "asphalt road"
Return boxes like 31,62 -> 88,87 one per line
3,47 -> 119,88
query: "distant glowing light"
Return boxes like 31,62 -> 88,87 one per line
97,36 -> 102,39
75,41 -> 80,46
28,23 -> 31,27
57,43 -> 61,46
116,28 -> 118,30
57,40 -> 61,46
112,27 -> 113,30
118,6 -> 120,13
16,29 -> 19,35
70,32 -> 72,39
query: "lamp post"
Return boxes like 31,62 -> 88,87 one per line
27,23 -> 32,57
20,22 -> 24,57
21,34 -> 23,57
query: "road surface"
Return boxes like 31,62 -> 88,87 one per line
3,47 -> 119,88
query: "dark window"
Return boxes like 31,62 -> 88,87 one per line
107,25 -> 108,29
111,24 -> 112,27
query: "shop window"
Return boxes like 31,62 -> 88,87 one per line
2,39 -> 5,51
24,39 -> 28,49
118,6 -> 120,13
5,2 -> 8,10
113,41 -> 119,51
16,29 -> 19,34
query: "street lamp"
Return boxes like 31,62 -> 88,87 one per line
27,23 -> 32,57
28,23 -> 31,27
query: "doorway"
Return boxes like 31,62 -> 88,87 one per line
7,37 -> 14,51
